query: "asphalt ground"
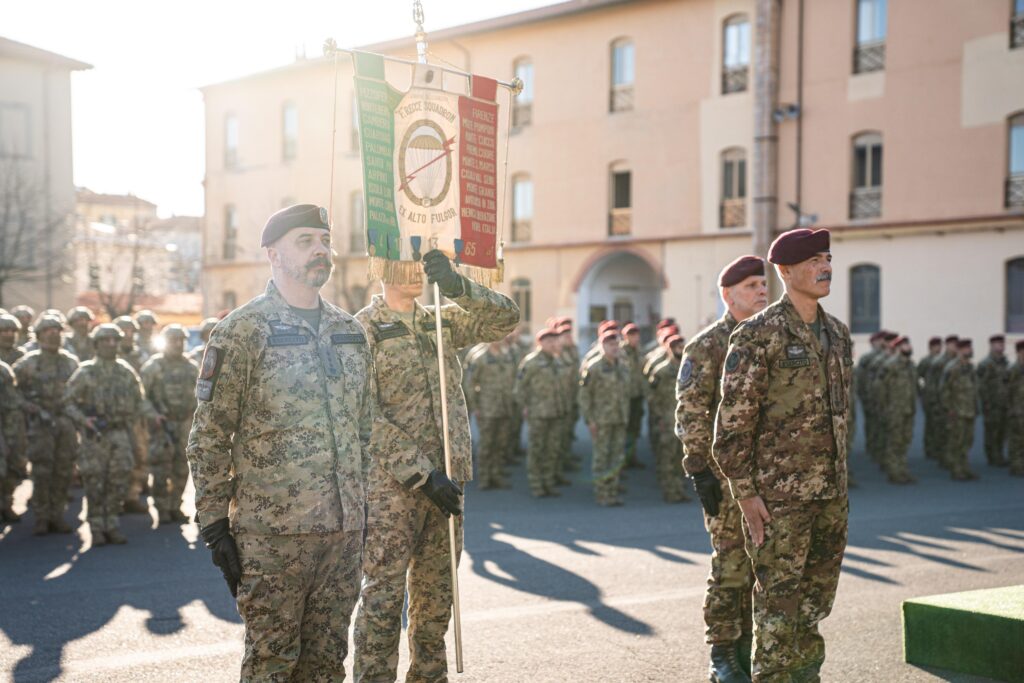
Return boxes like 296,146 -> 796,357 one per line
0,412 -> 1021,682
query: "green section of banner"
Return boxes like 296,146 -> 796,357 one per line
354,53 -> 401,260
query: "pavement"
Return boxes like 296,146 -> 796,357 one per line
0,413 -> 1021,682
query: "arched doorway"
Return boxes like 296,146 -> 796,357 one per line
574,249 -> 664,348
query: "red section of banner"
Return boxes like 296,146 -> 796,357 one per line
457,94 -> 498,269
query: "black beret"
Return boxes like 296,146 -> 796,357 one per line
989,334 -> 1005,343
719,255 -> 765,287
928,337 -> 942,346
944,335 -> 959,344
767,228 -> 830,265
261,204 -> 331,247
957,339 -> 972,349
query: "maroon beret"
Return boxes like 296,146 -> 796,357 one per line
665,334 -> 684,347
718,255 -> 765,287
545,317 -> 557,327
657,325 -> 679,341
656,318 -> 676,330
869,331 -> 885,342
557,317 -> 573,328
957,339 -> 972,349
944,335 -> 959,344
928,337 -> 942,346
890,335 -> 910,348
1017,340 -> 1024,352
767,229 -> 830,265
990,334 -> 1005,343
599,330 -> 620,344
883,331 -> 899,341
261,204 -> 331,247
536,328 -> 559,343
622,323 -> 639,335
598,320 -> 619,334
556,323 -> 572,335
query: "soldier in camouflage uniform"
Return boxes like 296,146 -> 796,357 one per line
0,315 -> 27,522
620,324 -> 646,469
556,321 -> 581,476
1006,340 -> 1024,477
643,325 -> 680,460
187,204 -> 374,680
579,329 -> 631,507
66,306 -> 96,362
515,329 -> 571,497
916,337 -> 942,460
188,317 -> 220,363
465,340 -> 516,489
927,335 -> 960,469
506,326 -> 531,464
646,334 -> 689,503
134,310 -> 159,364
113,315 -> 151,514
0,314 -> 25,367
13,315 -> 80,535
1,359 -> 26,524
141,325 -> 199,524
940,338 -> 980,481
877,335 -> 917,484
976,334 -> 1009,466
354,250 -> 518,683
676,255 -> 766,682
864,332 -> 898,465
63,324 -> 147,545
713,230 -> 852,683
11,305 -> 33,348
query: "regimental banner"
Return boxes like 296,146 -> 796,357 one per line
353,51 -> 503,286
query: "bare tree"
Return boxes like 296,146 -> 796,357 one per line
82,202 -> 149,319
0,159 -> 71,308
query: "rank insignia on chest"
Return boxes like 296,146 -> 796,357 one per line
786,345 -> 808,359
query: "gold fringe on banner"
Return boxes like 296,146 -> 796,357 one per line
456,261 -> 503,289
367,256 -> 503,289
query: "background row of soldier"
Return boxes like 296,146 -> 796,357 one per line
856,330 -> 1024,482
0,305 -> 220,544
462,315 -> 691,506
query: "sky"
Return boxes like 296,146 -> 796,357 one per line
1,0 -> 553,217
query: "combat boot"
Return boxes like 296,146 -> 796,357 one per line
169,509 -> 190,523
1,509 -> 21,523
90,527 -> 107,547
49,518 -> 73,534
158,510 -> 172,524
709,642 -> 751,683
122,498 -> 149,514
554,474 -> 572,487
33,518 -> 49,535
736,634 -> 753,676
105,528 -> 128,545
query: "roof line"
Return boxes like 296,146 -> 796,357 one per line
0,36 -> 91,70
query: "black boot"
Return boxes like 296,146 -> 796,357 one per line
736,633 -> 753,677
709,642 -> 751,683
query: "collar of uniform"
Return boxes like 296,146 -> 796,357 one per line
722,311 -> 738,330
264,278 -> 348,337
778,293 -> 832,356
369,293 -> 413,328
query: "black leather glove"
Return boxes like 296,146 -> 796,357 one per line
691,468 -> 723,517
200,517 -> 242,598
422,250 -> 465,297
420,469 -> 463,517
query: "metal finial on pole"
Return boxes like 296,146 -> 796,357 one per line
413,0 -> 428,65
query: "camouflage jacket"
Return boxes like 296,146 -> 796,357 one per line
643,346 -> 669,378
927,352 -> 958,405
915,354 -> 933,400
515,350 -> 570,419
357,278 -> 519,488
578,354 -> 631,425
879,354 -> 917,418
559,345 -> 581,409
117,345 -> 145,372
713,295 -> 852,501
0,346 -> 24,367
855,348 -> 880,404
13,349 -> 79,416
141,353 -> 199,422
186,280 -> 375,535
940,359 -> 978,419
0,361 -> 25,465
63,357 -> 146,430
976,354 -> 1009,413
646,355 -> 680,421
68,333 -> 95,363
466,346 -> 517,418
1007,362 -> 1024,418
619,343 -> 646,398
675,313 -> 737,477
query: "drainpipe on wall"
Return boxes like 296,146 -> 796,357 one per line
753,0 -> 781,294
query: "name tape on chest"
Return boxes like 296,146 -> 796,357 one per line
267,334 -> 310,347
331,332 -> 366,345
373,322 -> 411,341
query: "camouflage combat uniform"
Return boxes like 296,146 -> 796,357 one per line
557,342 -> 581,474
1006,358 -> 1024,476
465,344 -> 516,489
878,352 -> 916,481
854,346 -> 880,462
67,332 -> 95,363
141,351 -> 199,520
0,324 -> 26,517
578,353 -> 631,506
506,336 -> 531,463
13,348 -> 79,528
515,347 -> 571,496
186,280 -> 375,681
63,355 -> 146,535
353,278 -> 518,683
0,361 -> 26,518
621,341 -> 646,466
916,352 -> 938,460
927,350 -> 959,469
976,352 -> 1009,466
646,355 -> 688,502
713,295 -> 852,682
675,312 -> 753,646
940,357 -> 979,479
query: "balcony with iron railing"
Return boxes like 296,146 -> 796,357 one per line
610,84 -> 634,113
722,65 -> 749,94
1007,175 -> 1024,208
849,186 -> 883,219
720,198 -> 747,228
511,220 -> 532,243
512,103 -> 533,129
854,40 -> 886,74
608,208 -> 632,236
1012,12 -> 1024,49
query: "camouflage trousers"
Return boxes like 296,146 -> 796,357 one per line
981,408 -> 1007,465
592,423 -> 625,504
354,473 -> 464,683
930,400 -> 950,468
508,412 -> 524,463
526,417 -> 561,495
744,496 -> 848,682
475,417 -> 509,488
557,415 -> 576,473
1007,415 -> 1024,475
1,447 -> 26,514
882,413 -> 913,479
149,419 -> 192,515
27,415 -> 77,522
236,530 -> 362,683
624,397 -> 644,464
651,414 -> 687,502
945,416 -> 976,477
79,428 -> 133,531
865,407 -> 886,464
703,492 -> 753,644
126,419 -> 149,501
922,399 -> 940,460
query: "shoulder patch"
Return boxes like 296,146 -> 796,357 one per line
725,350 -> 741,373
678,358 -> 694,387
196,345 -> 225,402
